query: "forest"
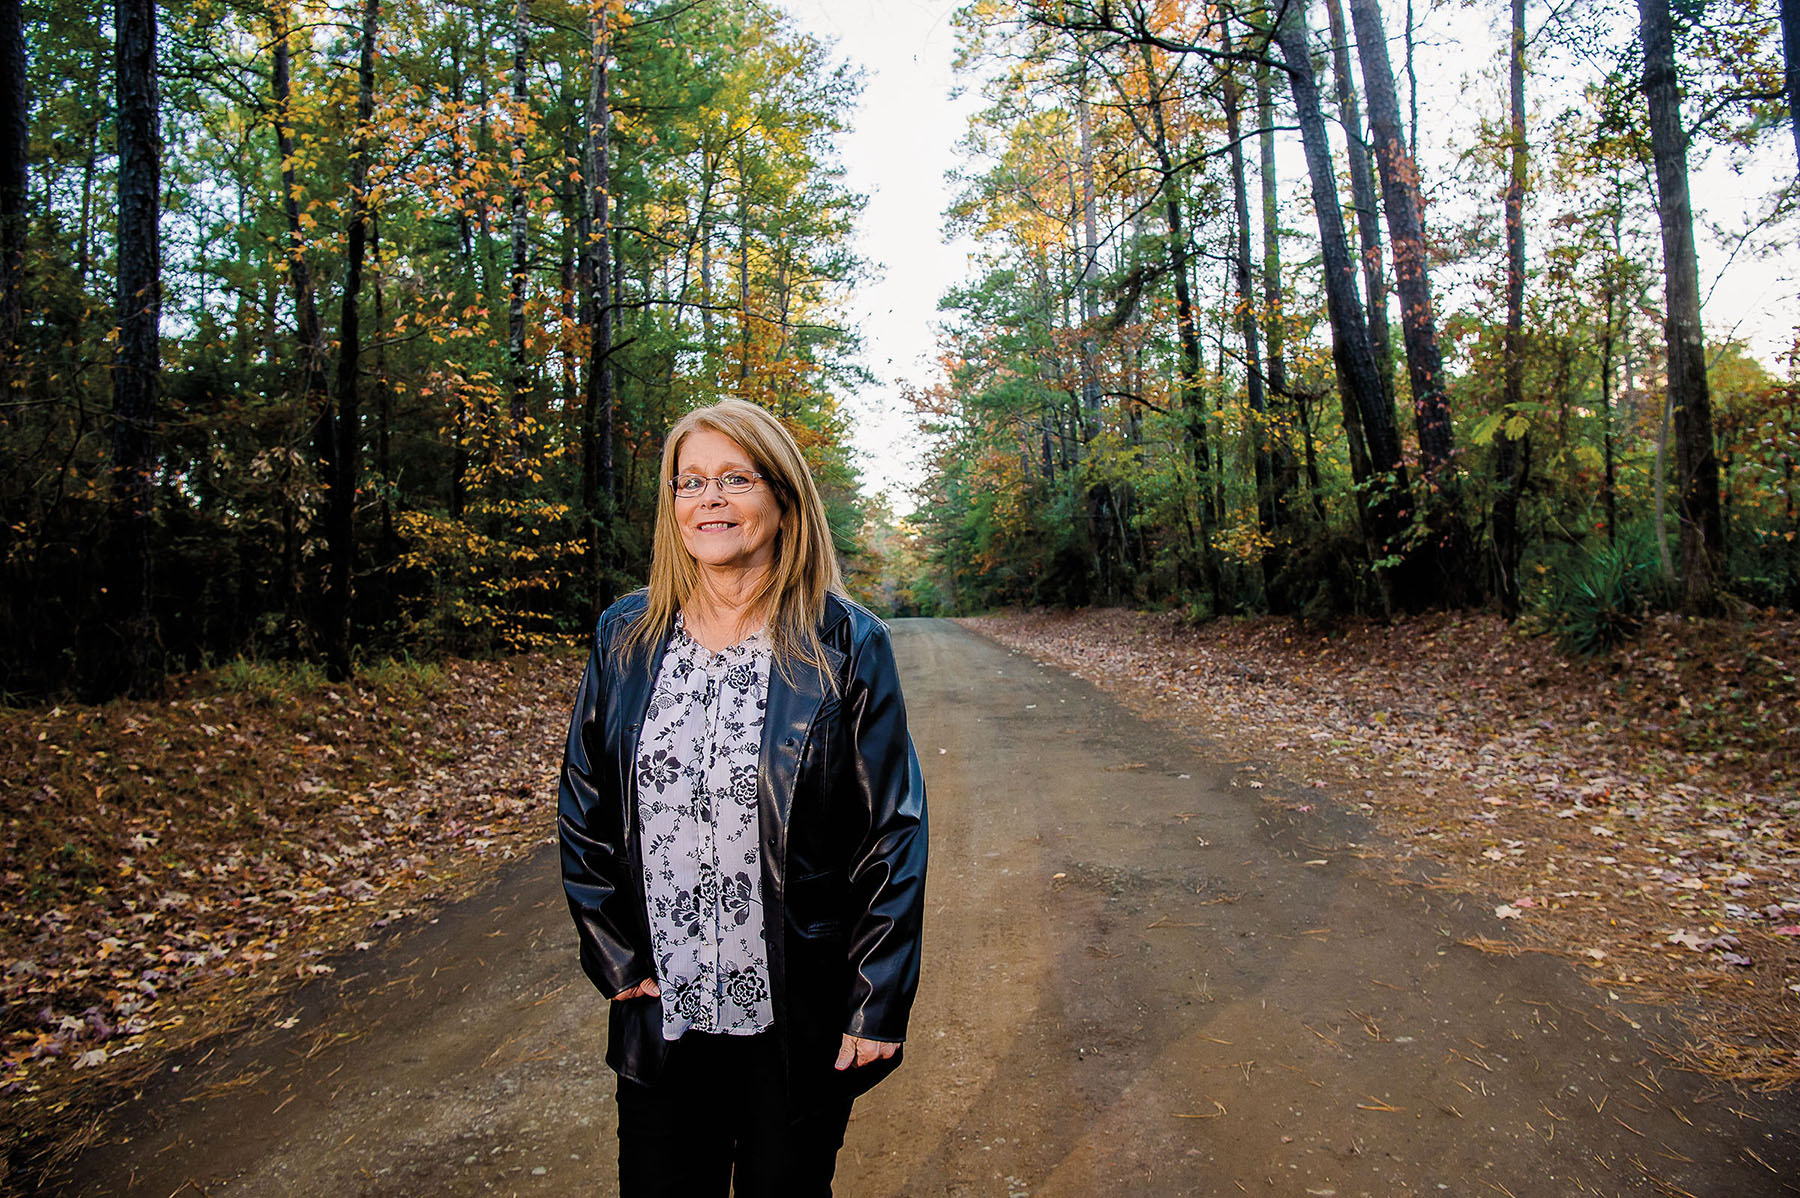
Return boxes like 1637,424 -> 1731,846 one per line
902,0 -> 1799,633
0,0 -> 1796,703
2,0 -> 871,699
2,1 -> 1799,1176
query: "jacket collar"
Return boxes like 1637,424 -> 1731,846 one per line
758,628 -> 845,848
610,601 -> 670,816
613,591 -> 853,803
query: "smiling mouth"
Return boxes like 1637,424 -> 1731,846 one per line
696,521 -> 737,531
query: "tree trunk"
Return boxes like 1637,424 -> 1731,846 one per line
1257,53 -> 1285,402
270,5 -> 329,430
1138,51 -> 1220,596
78,115 -> 96,293
1782,0 -> 1799,177
508,0 -> 531,428
583,5 -> 616,614
447,41 -> 491,481
1211,255 -> 1229,528
736,161 -> 752,385
1348,0 -> 1454,481
1404,0 -> 1419,162
1600,184 -> 1624,542
1654,384 -> 1674,580
0,0 -> 24,399
560,177 -> 578,439
1295,388 -> 1329,524
1323,0 -> 1394,408
1076,68 -> 1117,598
1077,78 -> 1101,436
372,215 -> 395,562
450,388 -> 468,519
1639,0 -> 1724,613
1785,449 -> 1798,606
1273,1 -> 1408,557
268,18 -> 317,645
323,0 -> 378,682
1493,0 -> 1528,619
1219,34 -> 1276,559
567,121 -> 587,440
1257,49 -> 1304,517
700,159 -> 716,355
473,59 -> 498,338
109,0 -> 162,696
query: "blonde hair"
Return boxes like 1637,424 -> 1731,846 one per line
622,399 -> 844,678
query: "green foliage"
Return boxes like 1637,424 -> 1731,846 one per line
208,658 -> 330,705
1535,534 -> 1661,657
2,0 -> 871,698
356,654 -> 444,698
902,0 -> 1795,626
209,651 -> 438,706
6,0 -> 1795,689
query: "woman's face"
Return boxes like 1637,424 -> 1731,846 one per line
673,429 -> 783,576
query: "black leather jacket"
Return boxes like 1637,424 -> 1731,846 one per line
558,590 -> 927,1102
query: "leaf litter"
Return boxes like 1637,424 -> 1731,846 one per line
0,653 -> 573,1176
964,608 -> 1799,1093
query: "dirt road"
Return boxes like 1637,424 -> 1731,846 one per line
63,620 -> 1798,1196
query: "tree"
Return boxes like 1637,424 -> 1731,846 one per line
1111,40 -> 1222,596
322,0 -> 380,682
1322,0 -> 1393,409
1347,0 -> 1453,481
269,5 -> 327,415
1258,45 -> 1319,523
1273,0 -> 1409,561
1492,0 -> 1530,619
1638,0 -> 1725,613
1782,0 -> 1799,177
267,3 -> 327,632
0,0 -> 23,397
0,0 -> 871,692
1257,44 -> 1285,408
508,0 -> 532,427
582,0 -> 618,616
107,0 -> 162,697
1216,23 -> 1278,567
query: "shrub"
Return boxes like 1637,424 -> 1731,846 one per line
1539,535 -> 1657,656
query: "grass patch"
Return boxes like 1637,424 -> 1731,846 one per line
206,657 -> 329,703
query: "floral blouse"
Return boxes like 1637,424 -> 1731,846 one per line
635,614 -> 775,1041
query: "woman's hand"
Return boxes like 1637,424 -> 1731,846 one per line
834,1034 -> 899,1071
611,977 -> 661,1002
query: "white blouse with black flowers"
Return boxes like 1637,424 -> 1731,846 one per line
635,614 -> 775,1041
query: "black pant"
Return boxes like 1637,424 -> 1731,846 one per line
615,1030 -> 853,1197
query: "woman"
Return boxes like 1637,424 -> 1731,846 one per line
558,399 -> 927,1196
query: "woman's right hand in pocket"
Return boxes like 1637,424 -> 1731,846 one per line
611,977 -> 661,1002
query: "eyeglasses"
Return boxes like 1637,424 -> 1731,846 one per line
668,470 -> 765,498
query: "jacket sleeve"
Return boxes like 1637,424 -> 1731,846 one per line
558,613 -> 651,1000
839,620 -> 928,1043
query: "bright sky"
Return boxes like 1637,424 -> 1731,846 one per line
772,0 -> 1799,512
772,0 -> 977,510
